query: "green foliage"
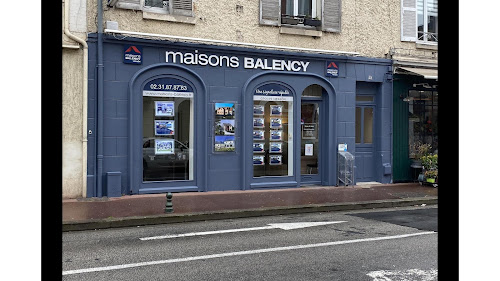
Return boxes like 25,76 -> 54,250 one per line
421,154 -> 438,170
410,141 -> 432,159
424,169 -> 438,179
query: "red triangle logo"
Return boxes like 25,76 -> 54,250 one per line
125,46 -> 141,54
328,62 -> 338,68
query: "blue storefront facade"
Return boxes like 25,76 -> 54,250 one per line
86,34 -> 394,197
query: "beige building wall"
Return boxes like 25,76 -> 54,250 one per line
63,48 -> 84,199
63,0 -> 87,199
87,0 -> 428,58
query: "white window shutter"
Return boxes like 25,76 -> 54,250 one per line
401,0 -> 417,41
171,0 -> 193,17
113,0 -> 142,10
322,0 -> 341,33
260,0 -> 280,26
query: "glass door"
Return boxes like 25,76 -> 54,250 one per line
300,101 -> 321,184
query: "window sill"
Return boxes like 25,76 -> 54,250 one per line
416,42 -> 438,50
142,11 -> 196,24
279,26 -> 322,37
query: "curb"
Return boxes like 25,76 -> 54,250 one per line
62,197 -> 437,232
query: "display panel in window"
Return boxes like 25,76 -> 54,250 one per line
143,95 -> 193,182
252,100 -> 293,177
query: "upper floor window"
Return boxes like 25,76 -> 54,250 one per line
401,0 -> 438,44
109,0 -> 193,18
417,0 -> 438,42
143,0 -> 169,14
260,0 -> 341,32
282,0 -> 316,18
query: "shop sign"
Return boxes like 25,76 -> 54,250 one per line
143,77 -> 193,98
253,83 -> 293,101
124,45 -> 142,65
302,123 -> 317,139
326,61 -> 339,77
165,50 -> 310,72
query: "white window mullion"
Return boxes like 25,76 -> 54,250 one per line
293,0 -> 298,16
312,0 -> 317,18
423,0 -> 428,41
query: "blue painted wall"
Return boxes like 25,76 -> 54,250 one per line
86,34 -> 393,197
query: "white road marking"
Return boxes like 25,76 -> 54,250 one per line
63,231 -> 436,276
139,221 -> 347,240
367,269 -> 438,281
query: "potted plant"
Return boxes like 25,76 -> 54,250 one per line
421,154 -> 438,170
303,17 -> 321,27
424,170 -> 438,183
421,153 -> 438,185
409,141 -> 431,168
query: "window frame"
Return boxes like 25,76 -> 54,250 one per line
143,0 -> 169,15
417,0 -> 438,44
282,0 -> 318,19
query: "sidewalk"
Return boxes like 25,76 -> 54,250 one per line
62,183 -> 437,231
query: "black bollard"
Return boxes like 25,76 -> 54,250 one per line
164,192 -> 173,213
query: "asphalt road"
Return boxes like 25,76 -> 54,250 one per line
62,206 -> 437,281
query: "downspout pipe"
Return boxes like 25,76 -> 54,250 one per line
96,0 -> 104,197
63,0 -> 88,198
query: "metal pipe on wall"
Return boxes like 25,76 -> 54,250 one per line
63,0 -> 88,198
96,0 -> 104,197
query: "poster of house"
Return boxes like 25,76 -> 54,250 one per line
253,130 -> 265,140
253,155 -> 264,165
253,142 -> 264,153
155,101 -> 175,117
253,118 -> 265,128
155,120 -> 175,136
214,135 -> 235,152
270,142 -> 282,153
215,103 -> 235,117
270,130 -> 282,141
155,139 -> 174,155
215,119 -> 235,136
253,105 -> 264,115
270,118 -> 282,128
269,155 -> 282,165
270,105 -> 282,116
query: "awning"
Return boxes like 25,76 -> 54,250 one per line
395,67 -> 438,80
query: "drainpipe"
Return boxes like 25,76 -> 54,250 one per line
96,0 -> 104,197
63,0 -> 88,198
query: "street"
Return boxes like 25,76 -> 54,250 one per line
62,206 -> 437,281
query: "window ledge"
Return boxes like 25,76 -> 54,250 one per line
279,26 -> 322,37
143,11 -> 196,24
416,42 -> 438,50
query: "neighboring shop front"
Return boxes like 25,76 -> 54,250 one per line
85,34 -> 393,197
392,66 -> 438,182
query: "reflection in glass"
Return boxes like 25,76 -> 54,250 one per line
143,97 -> 192,182
253,100 -> 293,177
363,108 -> 373,144
301,103 -> 319,175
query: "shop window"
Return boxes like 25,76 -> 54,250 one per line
142,78 -> 194,182
253,84 -> 294,177
407,89 -> 438,157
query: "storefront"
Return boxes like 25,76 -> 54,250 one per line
392,67 -> 438,182
85,34 -> 394,197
